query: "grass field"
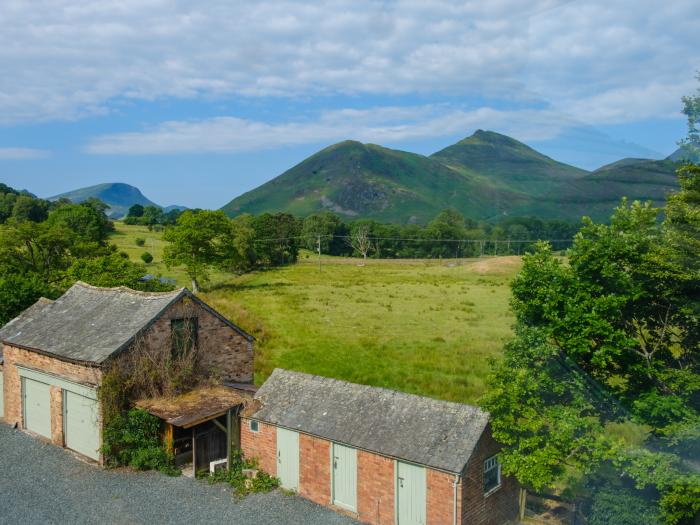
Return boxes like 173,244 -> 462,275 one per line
111,222 -> 520,404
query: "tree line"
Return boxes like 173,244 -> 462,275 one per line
0,189 -> 173,326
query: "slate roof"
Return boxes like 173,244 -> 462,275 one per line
250,369 -> 490,474
0,282 -> 253,365
0,298 -> 55,364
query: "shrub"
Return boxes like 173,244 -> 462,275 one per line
135,237 -> 146,246
101,408 -> 178,476
141,251 -> 153,264
585,485 -> 660,525
202,451 -> 279,497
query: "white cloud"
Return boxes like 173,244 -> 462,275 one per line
0,0 -> 697,125
0,147 -> 50,160
85,105 -> 578,155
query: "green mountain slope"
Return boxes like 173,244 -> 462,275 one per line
50,182 -> 160,218
430,130 -> 588,195
221,140 -> 533,223
515,158 -> 680,221
222,130 -> 683,223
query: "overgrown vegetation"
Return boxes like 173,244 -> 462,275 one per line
101,408 -> 178,476
199,452 -> 279,497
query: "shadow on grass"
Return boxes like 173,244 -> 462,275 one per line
207,280 -> 294,293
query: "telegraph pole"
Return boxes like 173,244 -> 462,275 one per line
317,234 -> 322,272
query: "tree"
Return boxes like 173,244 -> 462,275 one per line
140,252 -> 153,264
347,223 -> 372,263
162,210 -> 230,292
127,204 -> 145,218
11,194 -> 49,222
483,199 -> 700,523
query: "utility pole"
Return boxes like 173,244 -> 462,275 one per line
317,234 -> 322,272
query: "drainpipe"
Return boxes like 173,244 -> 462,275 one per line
453,474 -> 460,525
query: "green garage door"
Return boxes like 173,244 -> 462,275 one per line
22,377 -> 51,439
64,390 -> 100,460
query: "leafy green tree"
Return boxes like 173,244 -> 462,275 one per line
221,214 -> 257,273
127,204 -> 144,218
68,253 -> 172,292
252,212 -> 301,266
11,194 -> 49,222
483,196 -> 700,522
0,273 -> 54,326
301,212 -> 349,255
162,210 -> 230,292
140,252 -> 153,264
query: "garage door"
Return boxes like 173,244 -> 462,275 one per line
64,390 -> 100,460
22,377 -> 51,439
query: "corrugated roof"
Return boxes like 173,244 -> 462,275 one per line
250,369 -> 490,474
1,282 -> 185,364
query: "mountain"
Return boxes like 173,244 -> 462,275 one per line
222,130 -> 683,223
430,130 -> 588,195
515,158 -> 680,221
667,146 -> 700,164
50,183 -> 159,218
49,183 -> 188,218
222,132 -> 586,223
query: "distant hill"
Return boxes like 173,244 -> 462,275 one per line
667,146 -> 700,164
430,130 -> 587,195
49,183 -> 185,218
515,158 -> 680,221
222,132 -> 586,223
222,130 -> 684,223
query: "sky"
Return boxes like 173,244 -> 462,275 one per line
0,0 -> 698,209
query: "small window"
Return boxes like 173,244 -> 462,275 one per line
249,420 -> 259,433
483,455 -> 501,494
171,318 -> 198,357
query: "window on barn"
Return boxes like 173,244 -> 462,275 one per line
249,420 -> 259,433
483,455 -> 501,494
171,318 -> 198,357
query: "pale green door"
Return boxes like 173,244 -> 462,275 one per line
397,461 -> 427,525
64,390 -> 100,460
22,377 -> 51,439
276,428 -> 299,491
0,371 -> 4,418
332,443 -> 357,511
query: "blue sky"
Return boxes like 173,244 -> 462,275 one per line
0,1 -> 697,209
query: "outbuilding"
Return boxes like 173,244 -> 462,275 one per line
0,282 -> 255,465
241,369 -> 520,525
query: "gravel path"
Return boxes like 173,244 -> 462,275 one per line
0,424 -> 359,525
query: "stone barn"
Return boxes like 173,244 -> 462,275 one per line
241,369 -> 520,525
0,282 -> 254,466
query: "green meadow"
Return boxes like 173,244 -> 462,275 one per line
111,222 -> 519,404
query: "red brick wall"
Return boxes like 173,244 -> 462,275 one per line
300,433 -> 331,506
2,344 -> 102,461
2,344 -> 101,431
427,468 -> 461,525
240,418 -> 277,476
461,425 -> 520,525
357,450 -> 395,525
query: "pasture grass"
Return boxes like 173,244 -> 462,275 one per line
110,222 -> 520,404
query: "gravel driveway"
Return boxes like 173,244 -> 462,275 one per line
0,424 -> 359,525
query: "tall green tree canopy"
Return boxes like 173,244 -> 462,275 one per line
162,209 -> 231,292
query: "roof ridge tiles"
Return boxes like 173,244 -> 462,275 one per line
72,280 -> 186,297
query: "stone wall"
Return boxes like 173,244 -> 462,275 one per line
461,424 -> 520,525
141,296 -> 253,383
